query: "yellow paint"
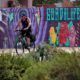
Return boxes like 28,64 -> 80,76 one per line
49,26 -> 56,44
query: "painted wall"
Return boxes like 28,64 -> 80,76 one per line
0,7 -> 80,48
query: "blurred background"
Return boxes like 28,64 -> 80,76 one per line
0,0 -> 80,8
0,0 -> 80,48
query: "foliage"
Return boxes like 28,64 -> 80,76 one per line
0,45 -> 80,80
0,54 -> 35,80
33,0 -> 57,6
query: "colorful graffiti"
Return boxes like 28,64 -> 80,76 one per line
49,26 -> 56,45
0,9 -> 8,48
0,7 -> 80,48
48,21 -> 77,47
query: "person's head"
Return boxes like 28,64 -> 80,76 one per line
21,15 -> 27,21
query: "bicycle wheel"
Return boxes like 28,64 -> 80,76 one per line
14,38 -> 25,55
31,34 -> 36,48
16,41 -> 24,55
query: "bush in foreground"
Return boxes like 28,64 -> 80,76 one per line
0,46 -> 80,80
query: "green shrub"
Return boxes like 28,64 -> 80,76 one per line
0,54 -> 35,80
21,52 -> 80,80
0,45 -> 80,80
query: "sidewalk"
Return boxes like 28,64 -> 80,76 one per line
0,48 -> 35,55
0,47 -> 80,55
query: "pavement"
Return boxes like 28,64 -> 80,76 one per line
0,47 -> 80,55
0,48 -> 36,55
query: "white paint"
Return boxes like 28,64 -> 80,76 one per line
0,26 -> 5,33
0,11 -> 2,21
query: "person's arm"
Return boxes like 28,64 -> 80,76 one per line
14,19 -> 21,31
24,17 -> 31,30
27,17 -> 31,27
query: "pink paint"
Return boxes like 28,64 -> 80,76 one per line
69,25 -> 76,47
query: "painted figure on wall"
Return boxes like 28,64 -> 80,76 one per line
35,7 -> 40,26
69,24 -> 76,47
58,22 -> 69,46
0,10 -> 8,48
49,26 -> 56,45
76,21 -> 80,46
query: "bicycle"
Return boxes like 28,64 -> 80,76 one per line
14,29 -> 36,55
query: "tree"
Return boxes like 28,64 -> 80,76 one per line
33,0 -> 57,6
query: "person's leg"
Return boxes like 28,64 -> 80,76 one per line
25,37 -> 30,52
26,30 -> 32,46
26,37 -> 30,46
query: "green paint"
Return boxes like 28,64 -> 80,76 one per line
56,22 -> 60,34
65,38 -> 69,46
49,37 -> 52,45
56,36 -> 58,45
9,13 -> 14,22
55,22 -> 60,45
68,21 -> 73,29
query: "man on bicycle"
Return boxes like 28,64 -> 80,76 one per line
14,14 -> 32,47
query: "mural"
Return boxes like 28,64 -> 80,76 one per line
48,21 -> 77,47
49,26 -> 56,46
0,9 -> 8,48
0,7 -> 80,48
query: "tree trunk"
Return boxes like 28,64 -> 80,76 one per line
18,0 -> 32,8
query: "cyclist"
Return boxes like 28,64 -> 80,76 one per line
14,14 -> 32,47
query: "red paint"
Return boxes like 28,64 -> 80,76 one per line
58,22 -> 69,44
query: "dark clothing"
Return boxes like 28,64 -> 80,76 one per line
21,18 -> 31,38
21,18 -> 29,29
21,27 -> 31,38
